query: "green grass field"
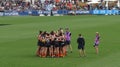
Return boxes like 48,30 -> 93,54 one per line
0,15 -> 120,67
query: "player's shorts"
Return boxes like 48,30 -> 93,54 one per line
78,44 -> 84,50
41,42 -> 45,47
46,42 -> 51,47
50,41 -> 55,46
65,40 -> 71,45
54,41 -> 59,47
93,43 -> 99,47
59,41 -> 65,47
37,41 -> 43,46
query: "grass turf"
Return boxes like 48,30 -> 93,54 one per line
0,15 -> 120,67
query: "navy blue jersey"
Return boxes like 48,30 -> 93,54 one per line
77,37 -> 85,46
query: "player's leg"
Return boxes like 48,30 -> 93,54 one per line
78,45 -> 82,57
95,46 -> 99,54
51,45 -> 54,57
36,46 -> 41,56
67,41 -> 72,53
69,44 -> 72,53
59,46 -> 63,57
56,47 -> 59,57
49,46 -> 52,57
78,49 -> 83,57
40,46 -> 44,57
82,49 -> 86,57
44,47 -> 48,57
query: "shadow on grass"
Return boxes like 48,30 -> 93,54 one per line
0,24 -> 11,26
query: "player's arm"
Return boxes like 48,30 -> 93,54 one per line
82,38 -> 85,45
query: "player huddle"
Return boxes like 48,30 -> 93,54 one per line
36,28 -> 72,58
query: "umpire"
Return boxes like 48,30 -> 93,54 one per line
77,34 -> 86,57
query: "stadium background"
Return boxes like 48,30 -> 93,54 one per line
0,0 -> 120,16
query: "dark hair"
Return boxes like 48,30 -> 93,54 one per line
43,31 -> 47,35
50,31 -> 54,35
59,32 -> 63,36
39,31 -> 42,34
79,34 -> 81,36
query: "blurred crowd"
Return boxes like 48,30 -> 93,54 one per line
0,0 -> 119,12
